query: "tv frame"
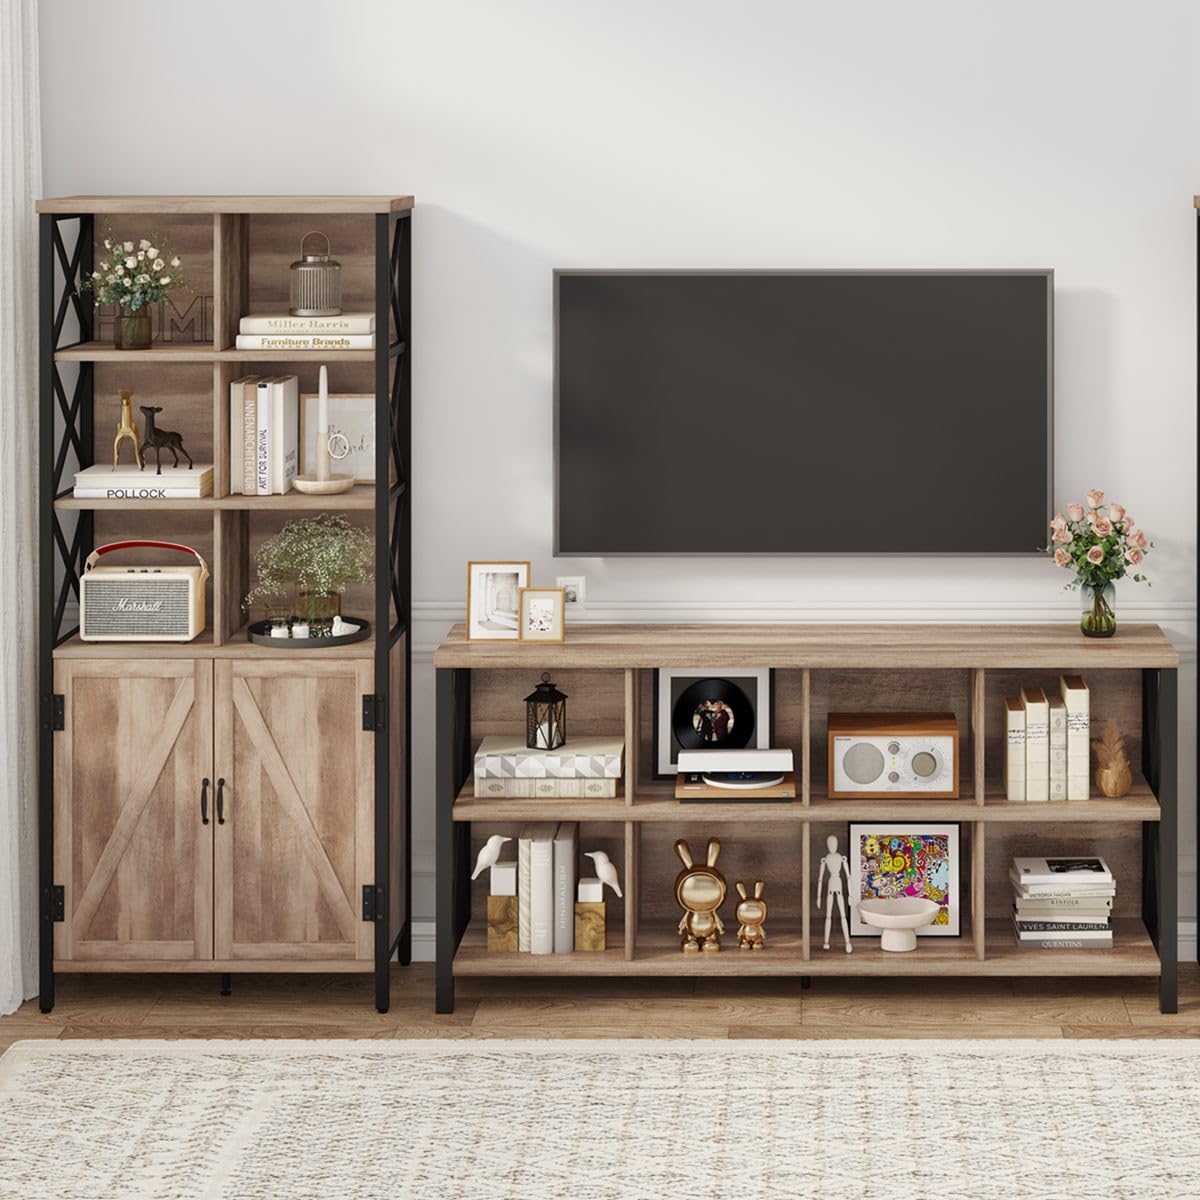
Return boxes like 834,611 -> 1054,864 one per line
552,268 -> 1054,557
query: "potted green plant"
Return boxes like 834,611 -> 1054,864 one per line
1043,489 -> 1151,637
79,227 -> 190,350
244,514 -> 374,636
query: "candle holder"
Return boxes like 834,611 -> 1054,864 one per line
525,674 -> 567,751
293,364 -> 356,494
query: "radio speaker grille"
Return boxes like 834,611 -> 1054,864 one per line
82,579 -> 191,637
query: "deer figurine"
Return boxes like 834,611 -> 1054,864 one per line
113,390 -> 143,470
139,406 -> 193,475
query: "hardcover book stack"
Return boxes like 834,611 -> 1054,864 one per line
73,463 -> 213,499
1003,675 -> 1090,802
473,736 -> 624,798
228,375 -> 299,495
234,312 -> 376,351
1010,855 -> 1114,949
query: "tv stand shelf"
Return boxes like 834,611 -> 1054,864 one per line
436,622 -> 1178,1014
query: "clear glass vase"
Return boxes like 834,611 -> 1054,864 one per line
1080,581 -> 1116,638
294,588 -> 341,637
114,303 -> 152,351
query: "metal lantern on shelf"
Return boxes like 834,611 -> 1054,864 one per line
525,673 -> 567,751
289,231 -> 343,316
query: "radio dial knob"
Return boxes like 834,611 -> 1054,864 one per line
888,771 -> 900,783
887,741 -> 900,755
912,751 -> 938,778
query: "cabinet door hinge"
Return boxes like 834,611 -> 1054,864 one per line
362,884 -> 386,922
50,694 -> 65,731
45,885 -> 64,922
361,694 -> 385,732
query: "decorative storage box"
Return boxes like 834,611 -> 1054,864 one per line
80,539 -> 209,642
474,735 -> 624,798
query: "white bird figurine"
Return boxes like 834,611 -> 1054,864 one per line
471,835 -> 512,881
585,850 -> 622,898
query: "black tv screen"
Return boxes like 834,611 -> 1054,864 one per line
554,271 -> 1052,555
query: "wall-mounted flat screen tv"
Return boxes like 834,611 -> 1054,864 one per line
554,270 -> 1052,555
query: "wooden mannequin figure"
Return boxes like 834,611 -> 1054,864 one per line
817,834 -> 853,953
113,390 -> 143,470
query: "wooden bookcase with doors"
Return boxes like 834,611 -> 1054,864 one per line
37,195 -> 412,1012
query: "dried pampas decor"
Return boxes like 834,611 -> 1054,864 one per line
1092,719 -> 1133,797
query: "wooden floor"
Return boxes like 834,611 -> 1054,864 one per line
1,965 -> 1198,1048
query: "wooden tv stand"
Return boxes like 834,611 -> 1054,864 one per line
434,623 -> 1179,1014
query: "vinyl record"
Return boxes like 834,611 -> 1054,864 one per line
672,678 -> 755,752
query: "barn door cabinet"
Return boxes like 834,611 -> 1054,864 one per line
38,195 -> 413,1013
53,658 -> 374,971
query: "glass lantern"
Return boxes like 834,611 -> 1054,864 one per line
525,674 -> 567,751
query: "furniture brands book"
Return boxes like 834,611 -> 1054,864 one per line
239,312 -> 376,335
234,334 -> 376,351
1020,686 -> 1049,802
1048,696 -> 1068,802
553,822 -> 579,953
527,822 -> 558,955
1061,674 -> 1091,801
1003,695 -> 1026,802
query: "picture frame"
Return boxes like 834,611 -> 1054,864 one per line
518,587 -> 566,642
653,667 -> 774,777
300,392 -> 375,484
466,561 -> 531,641
555,575 -> 586,612
848,821 -> 961,937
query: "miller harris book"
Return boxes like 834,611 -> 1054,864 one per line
239,312 -> 376,335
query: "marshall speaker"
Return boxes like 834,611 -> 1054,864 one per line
827,712 -> 959,798
80,540 -> 209,642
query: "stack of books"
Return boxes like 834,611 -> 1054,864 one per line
228,375 -> 299,495
234,312 -> 376,351
1010,855 -> 1114,949
517,822 -> 578,955
73,462 -> 213,499
1003,675 -> 1090,802
473,736 -> 624,798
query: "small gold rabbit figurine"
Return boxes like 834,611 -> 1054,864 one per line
674,838 -> 726,953
734,879 -> 767,950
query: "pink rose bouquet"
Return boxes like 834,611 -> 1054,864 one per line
1042,489 -> 1152,590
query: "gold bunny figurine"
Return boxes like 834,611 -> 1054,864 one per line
674,838 -> 726,953
734,879 -> 767,950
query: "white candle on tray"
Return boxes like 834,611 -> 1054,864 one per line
317,364 -> 330,483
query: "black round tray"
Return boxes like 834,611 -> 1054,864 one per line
246,617 -> 371,649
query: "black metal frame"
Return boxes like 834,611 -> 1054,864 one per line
37,205 -> 412,1015
436,668 -> 472,1013
374,210 -> 414,1012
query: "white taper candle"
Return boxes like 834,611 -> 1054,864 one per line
317,364 -> 330,482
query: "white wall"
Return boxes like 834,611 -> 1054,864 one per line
39,0 -> 1198,954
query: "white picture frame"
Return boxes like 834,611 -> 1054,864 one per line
466,561 -> 531,641
848,822 -> 962,937
555,575 -> 586,612
653,667 -> 773,777
301,393 -> 375,484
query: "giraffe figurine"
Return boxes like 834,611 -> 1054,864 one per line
113,390 -> 144,470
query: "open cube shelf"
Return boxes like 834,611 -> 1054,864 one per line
435,623 -> 1178,1013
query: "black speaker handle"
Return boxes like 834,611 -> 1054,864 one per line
216,778 -> 226,825
200,777 -> 210,825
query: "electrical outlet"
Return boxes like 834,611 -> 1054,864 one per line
556,575 -> 586,611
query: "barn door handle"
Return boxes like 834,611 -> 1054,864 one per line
216,778 -> 226,825
200,778 -> 210,825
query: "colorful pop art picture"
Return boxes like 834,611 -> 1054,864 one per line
848,822 -> 961,937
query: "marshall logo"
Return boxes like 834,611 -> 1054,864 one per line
113,598 -> 164,614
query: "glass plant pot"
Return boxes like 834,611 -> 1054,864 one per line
114,304 -> 151,351
1080,581 -> 1116,639
294,588 -> 341,637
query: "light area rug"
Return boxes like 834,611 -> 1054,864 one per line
1,1039 -> 1199,1200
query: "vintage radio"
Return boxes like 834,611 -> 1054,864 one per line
80,540 -> 209,642
827,712 -> 959,798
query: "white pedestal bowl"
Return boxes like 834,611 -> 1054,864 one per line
856,897 -> 940,951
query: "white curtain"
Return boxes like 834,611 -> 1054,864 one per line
0,0 -> 42,1015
